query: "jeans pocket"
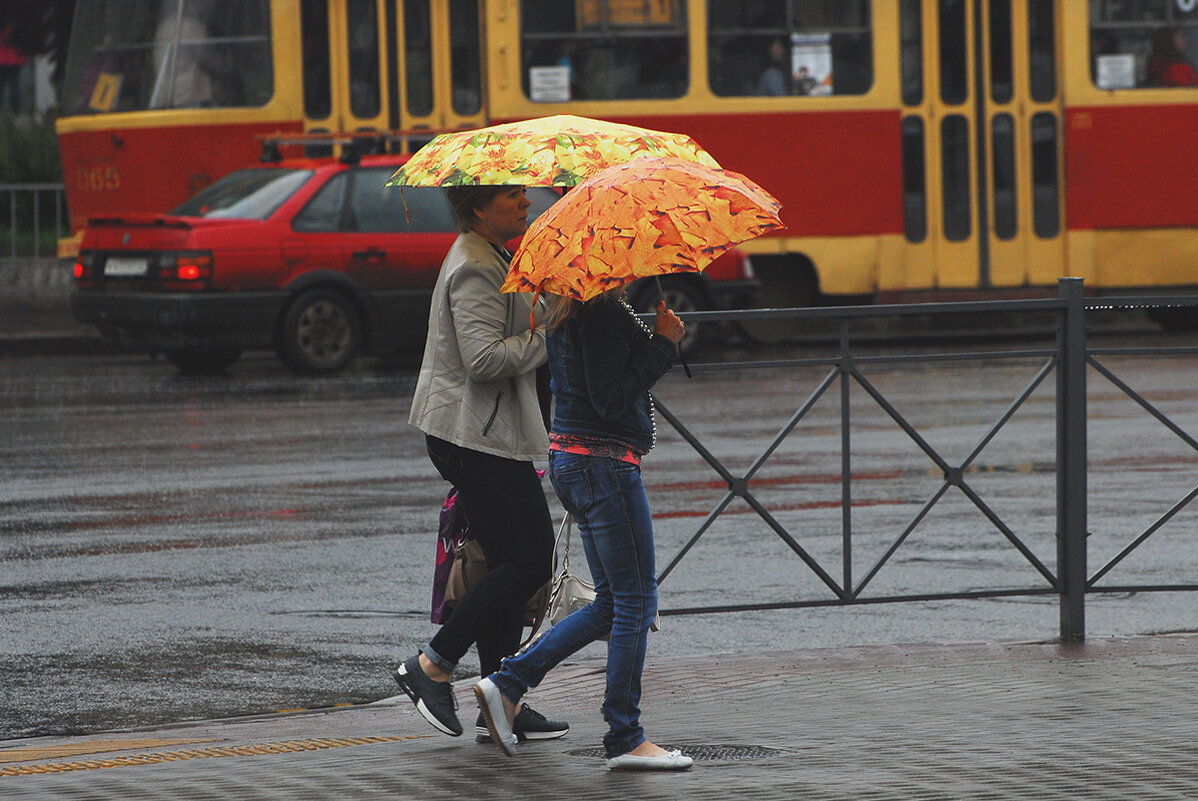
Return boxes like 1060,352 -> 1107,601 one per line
549,453 -> 593,516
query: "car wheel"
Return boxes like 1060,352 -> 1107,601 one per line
739,256 -> 817,344
632,277 -> 705,357
165,348 -> 242,374
1147,307 -> 1198,333
278,289 -> 361,374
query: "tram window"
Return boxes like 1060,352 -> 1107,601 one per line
348,0 -> 381,119
61,0 -> 273,113
989,0 -> 1013,104
302,0 -> 332,119
450,0 -> 482,114
941,114 -> 971,242
901,116 -> 927,243
404,0 -> 433,116
900,0 -> 923,106
991,114 -> 1017,240
707,1 -> 873,97
938,0 -> 968,105
520,0 -> 688,100
1030,113 -> 1059,239
1027,0 -> 1056,101
1090,4 -> 1198,89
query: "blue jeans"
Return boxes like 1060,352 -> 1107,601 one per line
489,451 -> 658,759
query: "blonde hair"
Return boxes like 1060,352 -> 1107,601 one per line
542,294 -> 579,332
542,288 -> 625,332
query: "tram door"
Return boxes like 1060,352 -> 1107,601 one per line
300,0 -> 392,136
902,0 -> 1065,291
397,0 -> 489,140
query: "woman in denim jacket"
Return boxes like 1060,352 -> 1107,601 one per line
474,289 -> 695,772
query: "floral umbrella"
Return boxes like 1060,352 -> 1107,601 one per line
501,157 -> 784,302
385,114 -> 721,187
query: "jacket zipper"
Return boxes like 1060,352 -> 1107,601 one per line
482,391 -> 502,435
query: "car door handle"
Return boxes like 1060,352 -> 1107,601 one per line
353,249 -> 386,259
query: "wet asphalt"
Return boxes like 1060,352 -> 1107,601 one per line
3,318 -> 1198,742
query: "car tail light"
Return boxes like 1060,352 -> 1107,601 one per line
157,251 -> 213,290
171,254 -> 213,281
74,252 -> 100,287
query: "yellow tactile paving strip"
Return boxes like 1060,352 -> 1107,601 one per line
0,735 -> 430,777
0,738 -> 219,764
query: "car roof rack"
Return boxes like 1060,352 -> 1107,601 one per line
257,128 -> 456,165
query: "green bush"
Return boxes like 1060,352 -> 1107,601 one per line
0,113 -> 62,184
0,114 -> 65,254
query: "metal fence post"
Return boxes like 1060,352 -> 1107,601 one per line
1057,277 -> 1087,641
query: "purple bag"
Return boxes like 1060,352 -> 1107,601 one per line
431,487 -> 469,624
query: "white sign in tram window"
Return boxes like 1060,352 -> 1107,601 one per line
791,33 -> 833,96
530,66 -> 571,102
1096,54 -> 1136,90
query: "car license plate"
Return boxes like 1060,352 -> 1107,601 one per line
104,257 -> 149,276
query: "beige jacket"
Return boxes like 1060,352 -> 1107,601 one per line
409,231 -> 548,461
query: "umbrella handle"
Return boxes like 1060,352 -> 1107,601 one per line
655,276 -> 692,379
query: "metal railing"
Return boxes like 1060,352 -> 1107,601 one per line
650,278 -> 1198,641
1,183 -> 68,259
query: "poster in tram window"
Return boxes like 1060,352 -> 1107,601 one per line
791,33 -> 833,96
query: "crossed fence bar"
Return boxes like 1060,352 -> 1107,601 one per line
648,278 -> 1198,642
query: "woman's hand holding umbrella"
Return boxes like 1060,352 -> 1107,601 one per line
654,299 -> 686,345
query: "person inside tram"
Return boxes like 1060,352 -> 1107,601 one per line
1146,25 -> 1198,87
152,0 -> 216,107
756,37 -> 791,96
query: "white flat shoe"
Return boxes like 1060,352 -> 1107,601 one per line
473,678 -> 517,757
606,749 -> 693,771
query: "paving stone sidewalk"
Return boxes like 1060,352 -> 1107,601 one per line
3,635 -> 1198,800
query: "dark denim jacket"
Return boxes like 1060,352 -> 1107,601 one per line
547,296 -> 676,453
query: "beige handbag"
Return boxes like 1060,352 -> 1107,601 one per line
545,516 -> 660,634
445,535 -> 550,635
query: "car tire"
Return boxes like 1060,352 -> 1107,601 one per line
631,277 -> 705,357
1147,307 -> 1198,333
739,256 -> 817,345
278,289 -> 361,374
165,348 -> 242,374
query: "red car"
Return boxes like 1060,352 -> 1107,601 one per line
71,153 -> 759,373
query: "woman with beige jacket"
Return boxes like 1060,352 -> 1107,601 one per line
394,185 -> 567,744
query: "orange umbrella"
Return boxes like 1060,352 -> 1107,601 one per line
501,157 -> 784,302
385,115 -> 721,187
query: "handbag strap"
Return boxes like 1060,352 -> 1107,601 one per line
553,513 -> 573,569
518,514 -> 572,651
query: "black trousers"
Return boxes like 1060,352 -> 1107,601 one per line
425,435 -> 553,675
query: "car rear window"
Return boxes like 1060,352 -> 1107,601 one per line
172,168 -> 315,219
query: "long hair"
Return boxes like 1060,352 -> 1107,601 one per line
542,287 -> 625,332
542,294 -> 581,332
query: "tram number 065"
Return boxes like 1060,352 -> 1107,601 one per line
78,167 -> 121,192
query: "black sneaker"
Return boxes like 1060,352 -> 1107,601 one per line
474,703 -> 569,743
393,655 -> 462,736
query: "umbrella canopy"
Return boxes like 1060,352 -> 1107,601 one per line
501,157 -> 784,302
385,114 -> 721,187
